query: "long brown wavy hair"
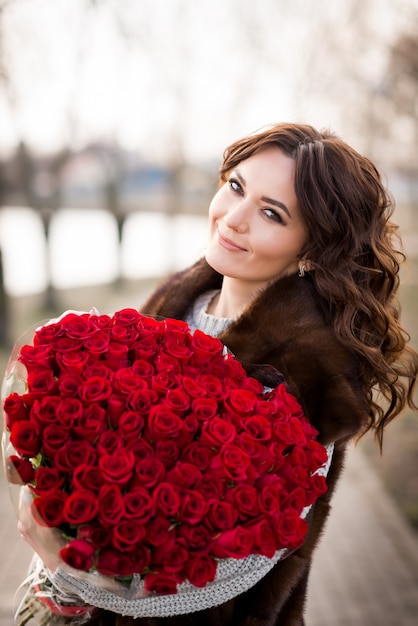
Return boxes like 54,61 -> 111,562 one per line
219,122 -> 418,447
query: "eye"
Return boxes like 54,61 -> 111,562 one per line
263,208 -> 285,225
228,177 -> 243,195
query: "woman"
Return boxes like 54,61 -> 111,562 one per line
17,122 -> 418,625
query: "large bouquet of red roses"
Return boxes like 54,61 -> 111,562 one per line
2,309 -> 328,595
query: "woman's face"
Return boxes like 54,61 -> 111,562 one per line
206,146 -> 307,290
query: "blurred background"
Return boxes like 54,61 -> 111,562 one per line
0,0 -> 417,622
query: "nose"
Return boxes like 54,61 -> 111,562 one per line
222,200 -> 250,233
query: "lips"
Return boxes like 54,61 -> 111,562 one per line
217,231 -> 247,252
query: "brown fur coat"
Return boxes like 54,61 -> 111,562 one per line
91,259 -> 369,626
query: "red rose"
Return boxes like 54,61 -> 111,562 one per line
63,490 -> 99,525
124,487 -> 155,523
25,370 -> 55,398
19,344 -> 53,371
181,442 -> 214,472
57,373 -> 83,398
33,322 -> 62,346
272,416 -> 307,446
178,490 -> 209,524
83,331 -> 111,356
28,395 -> 57,426
195,375 -> 226,400
106,394 -> 127,426
245,518 -> 277,557
96,547 -> 134,577
181,376 -> 204,399
32,490 -> 68,526
78,524 -> 111,548
133,336 -> 159,362
185,554 -> 217,588
96,431 -> 124,455
72,464 -> 104,493
51,336 -> 82,353
207,500 -> 238,531
274,509 -> 308,549
10,420 -> 41,457
33,466 -> 65,494
200,417 -> 237,449
128,388 -> 159,415
223,353 -> 247,380
166,462 -> 202,489
60,539 -> 95,571
271,384 -> 304,418
191,397 -> 219,422
104,342 -> 129,370
41,425 -> 71,459
281,486 -> 307,513
155,439 -> 180,469
135,314 -> 162,339
225,388 -> 258,417
84,363 -> 112,379
133,457 -> 166,489
113,369 -> 148,394
6,455 -> 35,484
162,388 -> 191,415
151,371 -> 181,394
130,359 -> 155,381
305,474 -> 328,505
211,526 -> 253,559
228,484 -> 259,519
163,341 -> 193,363
128,545 -> 152,575
235,432 -> 267,466
113,308 -> 141,326
240,414 -> 272,441
56,313 -> 97,339
56,397 -> 83,426
280,464 -> 310,491
54,440 -> 97,473
111,519 -> 146,551
73,403 -> 107,443
78,377 -> 112,403
143,573 -> 182,595
210,445 -> 251,481
304,440 -> 329,470
117,411 -> 145,440
190,330 -> 223,365
153,482 -> 181,517
177,523 -> 212,553
110,325 -> 138,345
3,393 -> 29,429
155,540 -> 188,574
257,482 -> 282,517
146,516 -> 173,547
162,317 -> 190,342
194,475 -> 226,500
155,351 -> 184,375
148,405 -> 184,441
99,450 -> 135,486
56,350 -> 90,375
98,484 -> 125,525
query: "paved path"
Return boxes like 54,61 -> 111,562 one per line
0,282 -> 417,625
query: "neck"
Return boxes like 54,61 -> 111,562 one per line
208,277 -> 265,318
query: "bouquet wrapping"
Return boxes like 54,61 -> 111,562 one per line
2,309 -> 331,624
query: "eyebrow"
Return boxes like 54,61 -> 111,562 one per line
234,170 -> 291,218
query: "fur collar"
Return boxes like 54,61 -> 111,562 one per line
142,258 -> 369,444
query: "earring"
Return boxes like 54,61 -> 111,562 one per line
298,262 -> 306,278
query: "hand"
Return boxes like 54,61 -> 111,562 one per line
18,486 -> 66,573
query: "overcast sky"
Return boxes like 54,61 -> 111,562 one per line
0,0 -> 415,161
